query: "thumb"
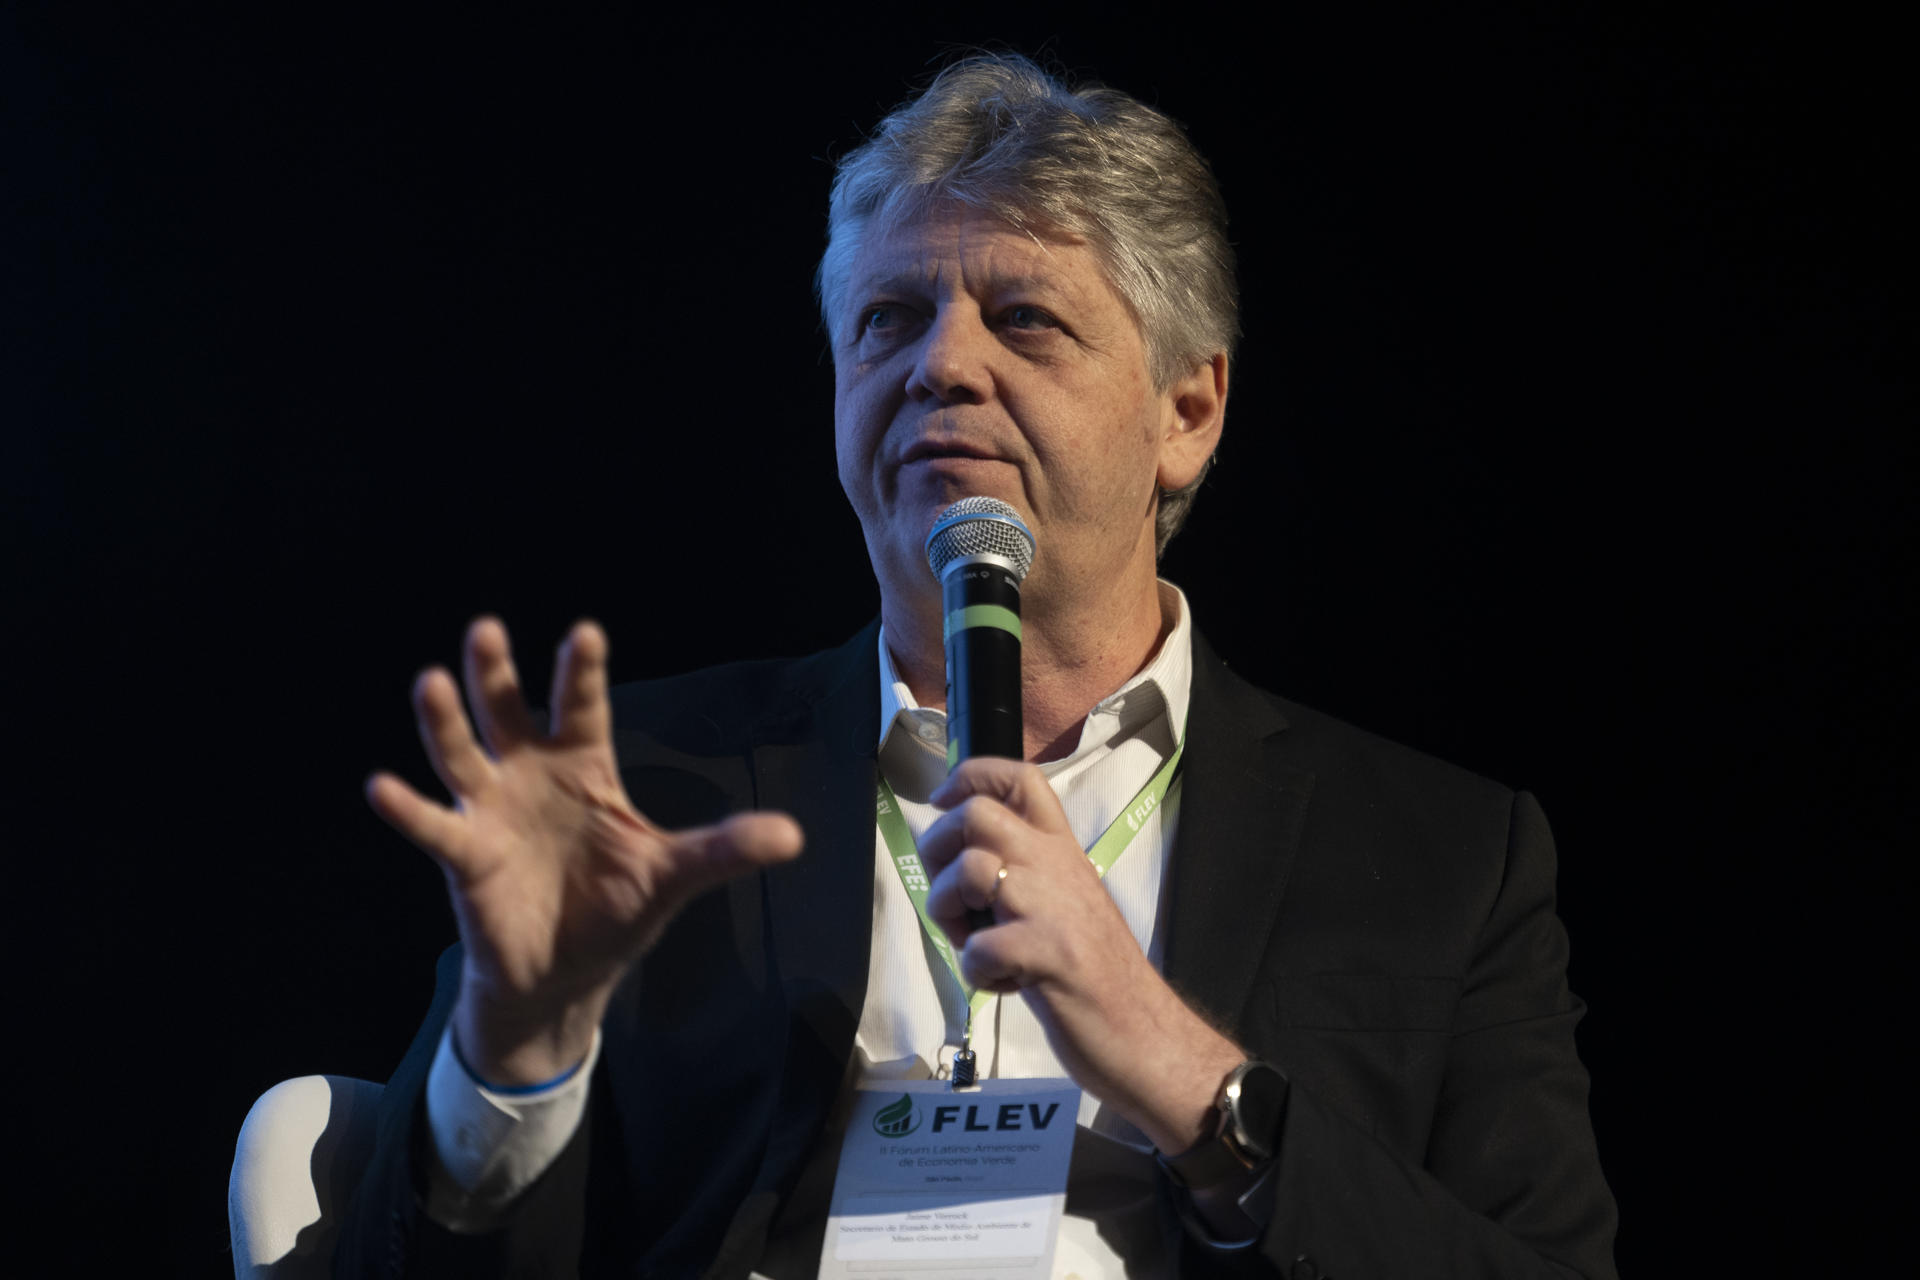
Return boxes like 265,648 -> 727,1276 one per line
669,811 -> 804,892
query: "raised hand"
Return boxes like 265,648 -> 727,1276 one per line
365,617 -> 803,1085
917,757 -> 1242,1153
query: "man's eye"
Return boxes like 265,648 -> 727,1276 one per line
861,305 -> 899,331
1004,305 -> 1056,330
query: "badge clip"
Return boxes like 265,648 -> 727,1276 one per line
951,1046 -> 978,1088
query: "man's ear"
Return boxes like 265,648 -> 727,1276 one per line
1156,352 -> 1229,491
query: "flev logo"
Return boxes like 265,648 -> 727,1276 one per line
872,1094 -> 921,1137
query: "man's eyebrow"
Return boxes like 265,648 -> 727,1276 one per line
850,269 -> 1082,303
851,271 -> 929,299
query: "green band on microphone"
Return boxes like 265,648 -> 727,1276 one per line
943,604 -> 1023,642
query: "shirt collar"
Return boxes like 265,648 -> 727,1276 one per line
876,580 -> 1194,801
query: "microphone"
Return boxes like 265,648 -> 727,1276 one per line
924,496 -> 1037,767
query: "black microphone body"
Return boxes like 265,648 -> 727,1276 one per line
941,560 -> 1024,762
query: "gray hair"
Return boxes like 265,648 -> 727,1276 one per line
817,54 -> 1238,556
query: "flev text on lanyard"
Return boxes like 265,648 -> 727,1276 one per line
874,735 -> 1183,1084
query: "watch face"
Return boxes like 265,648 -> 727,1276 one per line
1226,1063 -> 1288,1162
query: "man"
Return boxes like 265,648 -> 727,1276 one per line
336,54 -> 1616,1277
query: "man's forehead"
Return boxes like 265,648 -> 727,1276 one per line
851,206 -> 1105,300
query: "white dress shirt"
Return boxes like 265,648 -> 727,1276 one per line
427,583 -> 1197,1278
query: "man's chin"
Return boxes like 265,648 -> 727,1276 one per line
863,477 -> 1032,592
896,457 -> 1024,518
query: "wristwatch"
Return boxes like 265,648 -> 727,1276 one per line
1158,1059 -> 1290,1191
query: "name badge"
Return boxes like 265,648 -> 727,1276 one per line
818,1079 -> 1080,1278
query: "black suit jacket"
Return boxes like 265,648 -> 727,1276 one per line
337,621 -> 1617,1278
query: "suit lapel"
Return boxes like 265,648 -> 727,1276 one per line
745,622 -> 882,1190
1163,628 -> 1316,1030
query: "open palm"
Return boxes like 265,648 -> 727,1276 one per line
365,617 -> 802,1081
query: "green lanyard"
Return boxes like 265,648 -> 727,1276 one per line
874,737 -> 1185,1044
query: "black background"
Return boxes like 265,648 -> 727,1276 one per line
6,4 -> 1909,1273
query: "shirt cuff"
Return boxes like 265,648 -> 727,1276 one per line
423,1023 -> 600,1232
1172,1161 -> 1277,1251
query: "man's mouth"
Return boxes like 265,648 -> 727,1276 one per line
901,440 -> 1002,464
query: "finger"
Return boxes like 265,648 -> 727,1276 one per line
663,811 -> 805,897
364,771 -> 476,876
549,620 -> 611,747
918,795 -> 1021,875
926,849 -> 1012,948
959,921 -> 1034,995
462,616 -> 537,755
412,667 -> 495,798
930,757 -> 1073,836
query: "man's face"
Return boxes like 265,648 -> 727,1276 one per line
834,204 -> 1189,618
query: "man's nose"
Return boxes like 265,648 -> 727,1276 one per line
906,307 -> 991,405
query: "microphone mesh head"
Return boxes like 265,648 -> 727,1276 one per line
925,496 -> 1036,582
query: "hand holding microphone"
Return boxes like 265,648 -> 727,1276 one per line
923,496 -> 1034,938
923,497 -> 1033,1084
